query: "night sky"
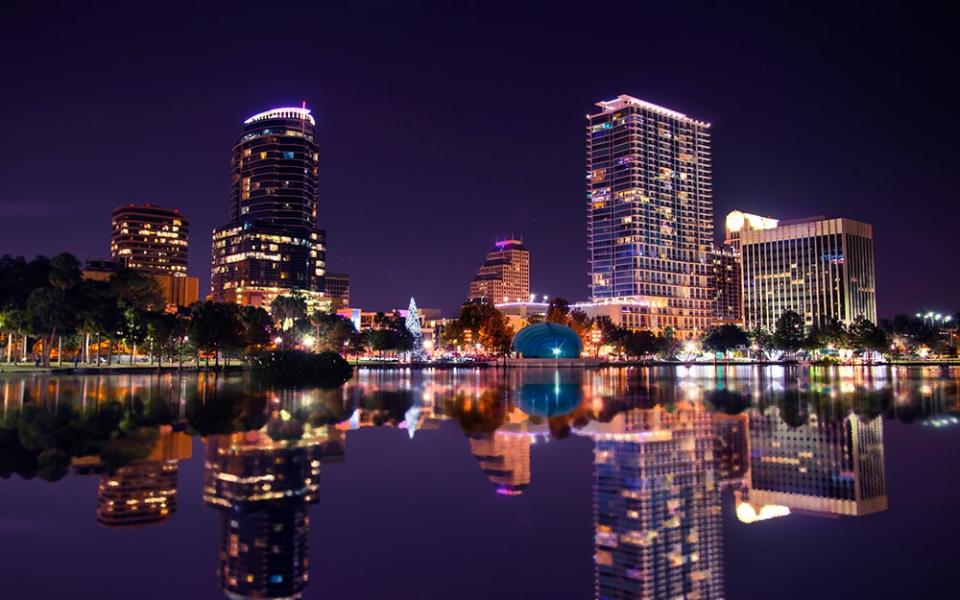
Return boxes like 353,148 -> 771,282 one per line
1,1 -> 956,317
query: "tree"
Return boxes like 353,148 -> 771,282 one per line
849,316 -> 888,354
749,326 -> 773,357
805,318 -> 849,352
623,330 -> 659,358
146,312 -> 181,367
545,297 -> 571,324
405,297 -> 425,360
271,294 -> 307,331
26,287 -> 77,367
657,327 -> 683,360
239,306 -> 275,352
189,301 -> 244,368
310,311 -> 357,353
110,268 -> 163,311
773,311 -> 805,355
702,324 -> 750,354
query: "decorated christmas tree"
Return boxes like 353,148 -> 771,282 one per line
406,297 -> 425,361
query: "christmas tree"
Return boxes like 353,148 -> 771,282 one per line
406,297 -> 425,361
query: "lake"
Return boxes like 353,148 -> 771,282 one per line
1,365 -> 958,599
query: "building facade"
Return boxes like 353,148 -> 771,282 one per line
111,204 -> 189,276
708,245 -> 742,325
324,272 -> 350,309
740,216 -> 877,330
210,107 -> 327,309
467,240 -> 530,304
586,95 -> 715,339
468,239 -> 530,305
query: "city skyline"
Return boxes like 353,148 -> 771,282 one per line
1,3 -> 955,318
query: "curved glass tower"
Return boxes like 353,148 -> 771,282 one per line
211,107 -> 327,308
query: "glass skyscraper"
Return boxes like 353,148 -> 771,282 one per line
586,95 -> 714,338
210,107 -> 327,308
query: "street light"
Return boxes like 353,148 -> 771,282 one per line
302,335 -> 315,349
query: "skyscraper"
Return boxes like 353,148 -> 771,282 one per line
740,216 -> 877,330
106,204 -> 199,307
708,245 -> 743,325
468,239 -> 530,305
586,95 -> 714,338
111,204 -> 189,275
210,107 -> 327,308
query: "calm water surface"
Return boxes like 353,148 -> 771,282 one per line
1,366 -> 958,599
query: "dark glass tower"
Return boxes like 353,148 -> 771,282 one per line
211,107 -> 327,308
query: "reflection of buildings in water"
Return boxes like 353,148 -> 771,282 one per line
712,412 -> 749,489
203,430 -> 330,600
94,428 -> 192,527
590,404 -> 724,600
468,427 -> 532,496
745,409 -> 887,518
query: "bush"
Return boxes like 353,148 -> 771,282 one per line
252,350 -> 354,388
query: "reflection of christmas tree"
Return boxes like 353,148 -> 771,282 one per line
406,297 -> 425,361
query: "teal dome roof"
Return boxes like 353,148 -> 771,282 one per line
511,323 -> 583,359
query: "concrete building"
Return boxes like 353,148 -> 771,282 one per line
111,204 -> 189,275
210,107 -> 328,309
99,204 -> 199,307
468,239 -> 530,305
324,272 -> 350,309
723,210 -> 778,251
740,216 -> 877,330
82,258 -> 199,308
587,95 -> 714,339
708,245 -> 742,325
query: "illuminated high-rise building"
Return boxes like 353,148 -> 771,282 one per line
111,204 -> 189,275
590,404 -> 724,599
210,107 -> 327,309
740,216 -> 877,330
106,204 -> 199,307
746,408 -> 887,517
708,245 -> 742,325
723,210 -> 778,251
586,95 -> 714,338
468,239 -> 530,305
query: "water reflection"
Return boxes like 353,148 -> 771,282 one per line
1,366 -> 959,598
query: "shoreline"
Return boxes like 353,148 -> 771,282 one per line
1,358 -> 957,377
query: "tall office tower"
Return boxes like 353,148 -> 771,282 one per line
111,204 -> 189,275
708,245 -> 743,325
747,408 -> 887,517
468,239 -> 530,305
210,107 -> 327,309
107,204 -> 199,306
740,216 -> 877,330
587,95 -> 715,338
203,431 -> 323,600
723,210 -> 778,251
591,404 -> 724,600
468,429 -> 531,496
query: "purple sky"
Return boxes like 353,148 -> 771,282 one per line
1,2 -> 956,317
